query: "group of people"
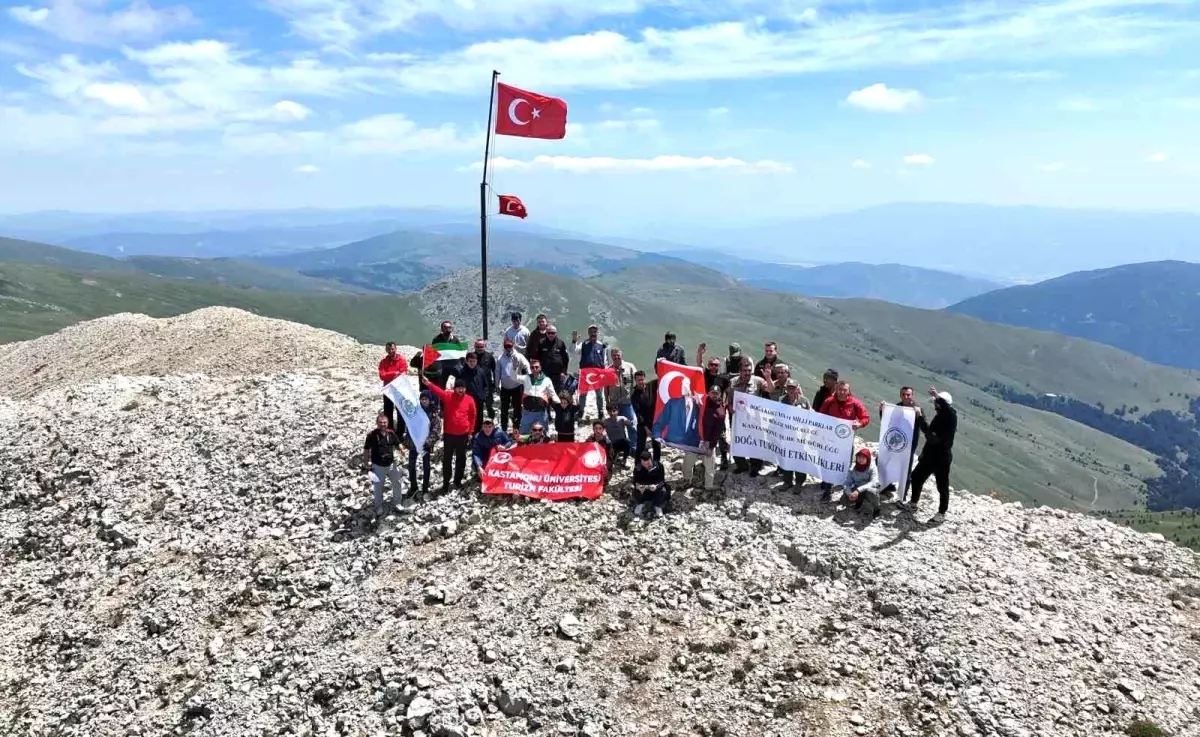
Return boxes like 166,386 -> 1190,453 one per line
362,314 -> 959,523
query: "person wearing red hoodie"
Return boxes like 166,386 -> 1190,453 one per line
378,342 -> 409,431
817,380 -> 870,503
421,374 -> 477,495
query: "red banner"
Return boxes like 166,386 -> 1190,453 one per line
482,442 -> 608,500
578,367 -> 617,391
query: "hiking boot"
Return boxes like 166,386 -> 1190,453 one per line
633,503 -> 646,517
820,490 -> 833,504
652,506 -> 665,519
930,512 -> 946,524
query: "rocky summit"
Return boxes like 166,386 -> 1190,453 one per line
1,309 -> 1198,737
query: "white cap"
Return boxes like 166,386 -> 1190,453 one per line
936,391 -> 953,406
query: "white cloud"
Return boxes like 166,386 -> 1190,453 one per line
268,100 -> 312,121
1147,153 -> 1168,163
224,113 -> 471,156
845,83 -> 924,113
9,0 -> 193,45
595,118 -> 660,133
958,69 -> 1065,82
265,0 -> 655,46
706,106 -> 730,117
295,164 -> 320,173
81,81 -> 150,112
851,159 -> 871,169
903,153 -> 934,166
480,154 -> 793,173
1038,161 -> 1067,172
375,0 -> 1197,93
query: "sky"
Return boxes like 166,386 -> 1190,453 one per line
1,0 -> 1199,232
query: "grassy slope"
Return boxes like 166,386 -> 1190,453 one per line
123,256 -> 367,294
1098,509 -> 1200,552
0,236 -> 136,272
0,263 -> 421,344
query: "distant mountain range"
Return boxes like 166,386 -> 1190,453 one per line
673,203 -> 1200,282
948,260 -> 1200,370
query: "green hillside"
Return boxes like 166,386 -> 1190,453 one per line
4,260 -> 1196,513
0,236 -> 137,272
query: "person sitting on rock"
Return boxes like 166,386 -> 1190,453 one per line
554,390 -> 584,442
844,448 -> 883,520
586,420 -> 616,480
603,405 -> 632,468
631,451 -> 670,519
471,419 -> 514,479
406,391 -> 440,498
378,341 -> 408,431
363,412 -> 407,516
420,374 -> 476,496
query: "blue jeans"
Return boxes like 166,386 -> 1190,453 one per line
580,389 -> 605,418
520,409 -> 549,434
616,403 -> 637,449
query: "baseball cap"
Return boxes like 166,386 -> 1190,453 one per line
784,379 -> 798,389
503,338 -> 514,347
588,324 -> 599,330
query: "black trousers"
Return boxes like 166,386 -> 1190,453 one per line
611,438 -> 631,461
782,470 -> 807,487
407,448 -> 431,494
910,452 -> 952,514
634,483 -> 671,509
381,395 -> 398,430
636,425 -> 661,463
442,434 -> 470,492
469,394 -> 487,434
499,386 -> 522,432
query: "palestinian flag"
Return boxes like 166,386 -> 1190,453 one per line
423,340 -> 470,367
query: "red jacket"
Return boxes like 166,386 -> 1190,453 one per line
819,394 -> 870,428
379,354 -> 408,384
426,383 -> 477,436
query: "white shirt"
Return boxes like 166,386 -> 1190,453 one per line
497,350 -> 531,390
521,373 -> 558,406
504,324 -> 530,352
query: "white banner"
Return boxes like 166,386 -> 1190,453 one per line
729,393 -> 856,484
383,375 -> 429,453
878,404 -> 917,490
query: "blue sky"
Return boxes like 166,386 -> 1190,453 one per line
0,0 -> 1198,232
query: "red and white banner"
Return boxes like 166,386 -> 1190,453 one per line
482,442 -> 608,500
578,366 -> 618,391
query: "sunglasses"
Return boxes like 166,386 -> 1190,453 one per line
532,427 -> 544,432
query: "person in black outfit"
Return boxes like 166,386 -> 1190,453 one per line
535,324 -> 571,415
451,352 -> 491,434
906,387 -> 958,521
811,368 -> 838,414
585,420 -> 616,483
472,339 -> 497,425
630,371 -> 661,464
631,451 -> 670,519
554,390 -> 584,442
406,392 -> 440,497
363,413 -> 406,516
695,344 -> 732,468
655,331 -> 685,364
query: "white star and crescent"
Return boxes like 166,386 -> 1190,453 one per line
507,98 -> 542,127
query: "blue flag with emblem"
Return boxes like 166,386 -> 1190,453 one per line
383,375 -> 429,454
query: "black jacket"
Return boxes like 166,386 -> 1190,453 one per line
425,331 -> 461,377
918,404 -> 957,456
633,461 -> 666,488
451,364 -> 491,401
631,383 -> 656,428
812,385 -> 834,414
536,338 -> 571,378
471,350 -> 497,392
656,343 -> 685,365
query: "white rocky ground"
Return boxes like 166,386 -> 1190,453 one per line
1,309 -> 1198,737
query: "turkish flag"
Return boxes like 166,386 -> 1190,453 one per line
494,82 -> 568,139
498,194 -> 527,219
579,367 -> 617,391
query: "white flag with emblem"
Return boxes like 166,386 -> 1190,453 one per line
878,403 -> 917,490
384,375 -> 429,454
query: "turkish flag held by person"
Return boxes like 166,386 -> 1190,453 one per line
494,82 -> 568,139
498,194 -> 528,219
579,367 -> 618,391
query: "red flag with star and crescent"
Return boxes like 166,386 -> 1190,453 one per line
579,367 -> 618,391
652,359 -> 707,453
494,82 -> 568,139
498,194 -> 527,219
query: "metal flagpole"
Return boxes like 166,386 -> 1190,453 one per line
479,69 -> 500,341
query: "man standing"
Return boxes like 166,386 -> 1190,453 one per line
604,349 -> 638,455
656,332 -> 685,365
420,375 -> 477,495
471,419 -> 514,478
406,392 -> 440,498
682,385 -> 726,490
818,379 -> 870,503
504,312 -> 530,356
519,359 -> 559,434
472,339 -> 497,426
812,369 -> 839,415
447,352 -> 490,434
728,359 -> 773,476
777,380 -> 810,490
526,313 -> 551,361
696,343 -> 733,469
497,338 -> 530,432
904,388 -> 958,523
879,386 -> 922,500
754,342 -> 783,382
363,413 -> 406,516
378,342 -> 408,431
630,370 -> 660,464
428,320 -> 461,388
535,325 -> 571,409
724,344 -> 745,377
572,325 -> 608,421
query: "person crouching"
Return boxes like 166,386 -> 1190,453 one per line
632,451 -> 670,519
844,448 -> 883,520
